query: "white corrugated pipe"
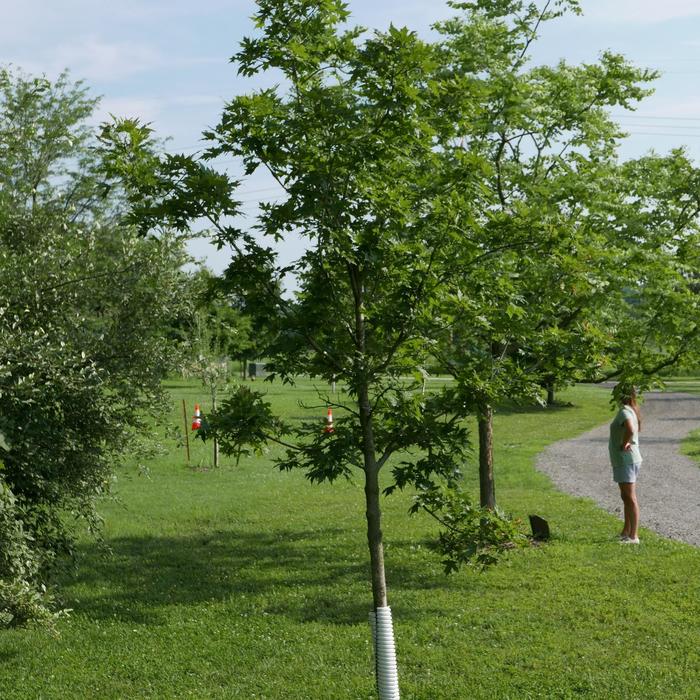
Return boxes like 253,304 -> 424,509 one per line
369,606 -> 400,699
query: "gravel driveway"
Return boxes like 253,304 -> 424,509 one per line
536,390 -> 700,547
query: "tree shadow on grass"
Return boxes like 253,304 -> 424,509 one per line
495,401 -> 578,417
57,528 -> 468,626
0,649 -> 19,663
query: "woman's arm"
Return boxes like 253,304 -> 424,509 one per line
621,418 -> 634,451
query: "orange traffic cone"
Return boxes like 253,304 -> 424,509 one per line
191,403 -> 202,430
323,406 -> 334,434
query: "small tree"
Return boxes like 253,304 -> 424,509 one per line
100,2 -> 528,694
203,0 -> 497,605
432,1 -> 656,507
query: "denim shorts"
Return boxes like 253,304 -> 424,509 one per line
613,461 -> 641,484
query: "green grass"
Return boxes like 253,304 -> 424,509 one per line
682,431 -> 700,464
666,378 -> 700,467
661,377 -> 700,395
2,380 -> 700,699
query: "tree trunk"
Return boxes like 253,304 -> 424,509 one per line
349,263 -> 388,609
477,402 -> 496,510
212,385 -> 219,468
364,466 -> 387,608
359,385 -> 387,608
546,379 -> 555,406
350,267 -> 399,697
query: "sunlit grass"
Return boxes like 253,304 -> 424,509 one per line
665,378 -> 700,468
1,379 -> 699,699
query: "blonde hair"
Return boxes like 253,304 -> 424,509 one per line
619,385 -> 642,431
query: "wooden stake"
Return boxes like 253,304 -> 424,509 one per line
212,387 -> 219,468
182,399 -> 191,464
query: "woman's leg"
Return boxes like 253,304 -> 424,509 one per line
619,482 -> 639,540
618,483 -> 631,538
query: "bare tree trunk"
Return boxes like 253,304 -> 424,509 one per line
360,382 -> 400,698
546,379 -> 555,406
360,385 -> 388,608
477,402 -> 496,510
364,467 -> 387,608
351,264 -> 388,609
350,265 -> 399,698
212,385 -> 219,468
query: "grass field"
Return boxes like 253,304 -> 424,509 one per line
1,379 -> 700,699
667,379 -> 700,466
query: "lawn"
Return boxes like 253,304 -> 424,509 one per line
1,379 -> 700,699
668,379 -> 700,466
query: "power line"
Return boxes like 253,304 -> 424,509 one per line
619,124 -> 700,131
612,114 -> 700,122
625,131 -> 700,139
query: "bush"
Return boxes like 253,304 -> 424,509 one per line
0,67 -> 190,626
0,477 -> 59,628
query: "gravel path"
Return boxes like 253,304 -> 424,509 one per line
536,390 -> 700,547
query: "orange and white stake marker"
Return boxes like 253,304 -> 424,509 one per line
191,403 -> 202,430
323,406 -> 334,434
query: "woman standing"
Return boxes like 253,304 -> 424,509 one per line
608,384 -> 643,544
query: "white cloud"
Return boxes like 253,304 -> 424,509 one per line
640,96 -> 700,118
0,0 -> 242,31
93,96 -> 164,125
51,37 -> 164,83
170,95 -> 226,107
583,0 -> 700,23
4,37 -> 166,85
0,0 -> 238,80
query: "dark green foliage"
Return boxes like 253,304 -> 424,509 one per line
0,475 -> 59,628
201,386 -> 283,458
97,118 -> 241,237
435,2 -> 660,408
0,67 -> 190,626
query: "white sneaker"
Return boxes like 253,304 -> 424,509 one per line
619,536 -> 640,544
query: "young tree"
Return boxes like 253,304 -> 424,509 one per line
170,268 -> 255,372
99,2 -> 531,694
205,0 -> 486,604
432,1 -> 656,507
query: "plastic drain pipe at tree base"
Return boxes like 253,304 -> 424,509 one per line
369,606 -> 400,699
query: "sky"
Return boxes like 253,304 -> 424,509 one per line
4,0 -> 700,273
